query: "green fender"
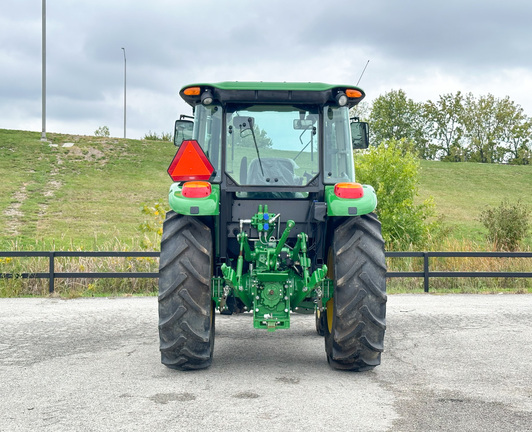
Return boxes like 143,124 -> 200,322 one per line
168,183 -> 220,216
324,184 -> 377,216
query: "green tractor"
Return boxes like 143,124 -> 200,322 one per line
158,82 -> 386,371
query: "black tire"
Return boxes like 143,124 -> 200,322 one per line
325,213 -> 387,371
315,308 -> 326,336
158,212 -> 215,370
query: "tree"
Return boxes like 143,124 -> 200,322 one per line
364,88 -> 531,164
349,101 -> 371,122
424,92 -> 466,161
231,124 -> 272,148
369,90 -> 429,158
462,93 -> 509,163
498,102 -> 532,164
355,139 -> 436,249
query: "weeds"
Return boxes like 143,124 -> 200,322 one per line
0,238 -> 159,298
385,237 -> 532,294
143,131 -> 172,141
1,236 -> 530,297
139,200 -> 168,250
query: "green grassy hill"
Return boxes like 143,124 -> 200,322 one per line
1,128 -> 531,251
0,129 -> 176,250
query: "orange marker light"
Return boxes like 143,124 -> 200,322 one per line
168,140 -> 215,181
334,182 -> 364,199
346,89 -> 363,98
182,181 -> 212,198
183,87 -> 201,96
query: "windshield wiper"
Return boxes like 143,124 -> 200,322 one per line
294,126 -> 316,161
247,117 -> 265,176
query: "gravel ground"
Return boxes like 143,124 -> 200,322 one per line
0,294 -> 531,432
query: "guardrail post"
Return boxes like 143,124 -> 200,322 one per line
49,252 -> 55,293
424,252 -> 429,293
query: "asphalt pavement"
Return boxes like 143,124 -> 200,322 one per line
0,294 -> 531,432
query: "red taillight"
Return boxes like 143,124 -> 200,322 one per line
167,140 -> 214,181
334,182 -> 364,199
182,181 -> 212,198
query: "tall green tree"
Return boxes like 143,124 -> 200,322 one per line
424,92 -> 466,161
462,93 -> 508,163
369,90 -> 429,158
498,101 -> 532,164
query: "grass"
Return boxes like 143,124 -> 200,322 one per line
0,129 -> 176,250
1,128 -> 531,296
417,160 -> 532,245
385,237 -> 532,294
0,253 -> 159,298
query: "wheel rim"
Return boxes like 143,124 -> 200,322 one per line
326,298 -> 334,333
326,247 -> 334,334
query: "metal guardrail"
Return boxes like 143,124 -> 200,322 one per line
1,251 -> 531,293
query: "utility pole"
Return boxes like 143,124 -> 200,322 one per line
121,47 -> 126,139
41,0 -> 47,141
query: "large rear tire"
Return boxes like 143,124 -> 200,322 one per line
325,213 -> 387,371
158,212 -> 215,370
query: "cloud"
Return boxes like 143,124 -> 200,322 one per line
1,0 -> 532,138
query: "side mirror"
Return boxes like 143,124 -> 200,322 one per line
173,119 -> 194,146
350,121 -> 369,149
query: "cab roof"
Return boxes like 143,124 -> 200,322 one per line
179,81 -> 365,108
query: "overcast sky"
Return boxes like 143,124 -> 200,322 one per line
2,0 -> 532,139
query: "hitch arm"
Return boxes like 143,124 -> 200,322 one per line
271,220 -> 295,269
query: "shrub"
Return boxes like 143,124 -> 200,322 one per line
479,200 -> 530,251
355,138 -> 437,249
143,131 -> 172,142
94,126 -> 110,137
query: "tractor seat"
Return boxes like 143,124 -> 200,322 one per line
247,157 -> 300,186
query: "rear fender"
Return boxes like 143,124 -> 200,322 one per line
168,183 -> 220,216
325,184 -> 377,216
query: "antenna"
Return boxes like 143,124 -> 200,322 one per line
356,60 -> 370,86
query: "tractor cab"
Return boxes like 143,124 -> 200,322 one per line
172,83 -> 369,198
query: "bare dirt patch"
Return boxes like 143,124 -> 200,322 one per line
67,146 -> 106,163
4,183 -> 28,236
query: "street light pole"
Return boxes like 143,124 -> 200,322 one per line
121,47 -> 126,139
41,0 -> 47,141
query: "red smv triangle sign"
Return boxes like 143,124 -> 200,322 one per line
167,140 -> 214,181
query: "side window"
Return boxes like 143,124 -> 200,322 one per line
323,105 -> 355,184
193,105 -> 222,182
